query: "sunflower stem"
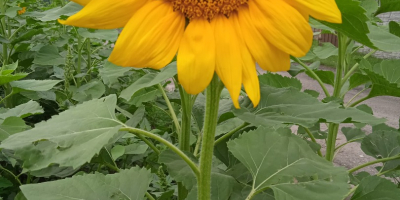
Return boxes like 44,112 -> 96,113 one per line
198,75 -> 223,200
325,33 -> 347,161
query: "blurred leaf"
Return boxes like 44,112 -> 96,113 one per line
21,167 -> 152,200
72,80 -> 106,102
0,101 -> 44,120
258,73 -> 302,90
11,29 -> 43,45
228,127 -> 349,200
120,62 -> 176,101
10,80 -> 61,92
5,7 -> 20,18
39,2 -> 83,22
389,21 -> 400,37
367,23 -> 400,52
306,70 -> 335,86
342,127 -> 366,142
99,61 -> 131,87
288,61 -> 320,77
0,117 -> 29,142
313,42 -> 338,59
78,29 -> 119,41
376,0 -> 400,15
361,130 -> 400,171
1,62 -> 18,75
33,45 -> 64,66
234,86 -> 384,128
215,118 -> 244,137
351,176 -> 400,200
0,96 -> 121,171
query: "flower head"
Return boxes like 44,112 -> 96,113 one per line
60,0 -> 341,107
17,3 -> 26,15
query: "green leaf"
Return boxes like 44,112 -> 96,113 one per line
38,2 -> 83,22
78,29 -> 119,41
158,150 -> 197,190
1,62 -> 18,75
0,117 -> 29,142
128,87 -> 161,106
360,0 -> 379,18
0,73 -> 28,86
288,61 -> 320,77
227,127 -> 349,200
306,70 -> 335,86
320,0 -> 372,48
361,130 -> 400,171
0,101 -> 44,120
72,80 -> 106,102
348,73 -> 370,91
376,0 -> 400,15
5,7 -> 20,18
11,29 -> 43,46
111,145 -> 125,160
341,127 -> 366,142
120,63 -> 177,101
0,95 -> 122,171
21,167 -> 152,200
367,23 -> 400,52
258,73 -> 302,90
215,118 -> 244,137
234,86 -> 384,128
0,177 -> 13,189
389,21 -> 400,37
360,60 -> 400,98
33,45 -> 65,66
124,143 -> 148,154
10,80 -> 61,92
313,42 -> 338,59
99,61 -> 131,86
351,176 -> 400,200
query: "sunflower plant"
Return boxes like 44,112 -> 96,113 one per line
1,0 -> 400,200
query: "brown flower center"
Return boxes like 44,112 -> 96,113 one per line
168,0 -> 248,20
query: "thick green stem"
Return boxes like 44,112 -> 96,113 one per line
120,127 -> 200,176
86,38 -> 92,81
178,87 -> 194,152
214,122 -> 249,146
341,50 -> 377,88
198,75 -> 222,200
325,33 -> 347,161
348,154 -> 400,173
303,127 -> 323,157
291,56 -> 330,97
157,84 -> 181,135
0,0 -> 8,65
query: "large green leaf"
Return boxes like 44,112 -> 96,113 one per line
361,130 -> 400,171
320,0 -> 372,47
159,150 -> 236,200
258,73 -> 302,90
233,86 -> 384,128
120,62 -> 177,101
72,80 -> 106,102
0,95 -> 122,171
38,2 -> 82,22
0,100 -> 44,120
351,176 -> 400,200
367,23 -> 400,52
10,80 -> 61,92
0,117 -> 29,142
33,45 -> 65,66
360,60 -> 400,98
376,0 -> 400,15
0,62 -> 18,75
21,167 -> 152,200
99,61 -> 131,87
0,73 -> 29,86
227,127 -> 349,200
78,29 -> 119,41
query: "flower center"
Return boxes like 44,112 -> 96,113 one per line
168,0 -> 248,20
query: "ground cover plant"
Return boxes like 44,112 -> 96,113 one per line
1,0 -> 400,200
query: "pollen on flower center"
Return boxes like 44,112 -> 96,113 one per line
168,0 -> 248,20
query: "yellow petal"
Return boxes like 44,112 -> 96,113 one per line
250,0 -> 313,57
59,0 -> 147,29
214,15 -> 242,108
232,13 -> 260,107
236,5 -> 290,72
109,1 -> 185,69
177,19 -> 215,94
70,0 -> 91,6
285,0 -> 342,23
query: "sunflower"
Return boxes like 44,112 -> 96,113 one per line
17,3 -> 26,15
60,0 -> 341,107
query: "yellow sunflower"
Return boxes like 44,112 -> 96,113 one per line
60,0 -> 341,107
17,4 -> 26,15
